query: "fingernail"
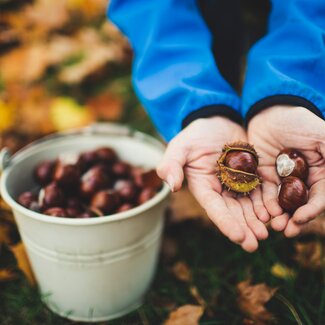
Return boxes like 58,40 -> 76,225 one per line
166,175 -> 175,192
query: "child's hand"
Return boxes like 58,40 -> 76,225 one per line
248,105 -> 325,237
157,116 -> 268,252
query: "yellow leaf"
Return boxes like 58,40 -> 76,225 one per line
0,268 -> 17,282
0,100 -> 15,132
271,263 -> 296,280
9,242 -> 36,285
164,305 -> 204,325
50,97 -> 94,131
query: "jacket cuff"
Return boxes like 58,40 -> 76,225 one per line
246,95 -> 324,123
182,104 -> 243,129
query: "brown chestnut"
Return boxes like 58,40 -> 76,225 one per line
17,191 -> 38,208
95,147 -> 117,164
224,151 -> 258,174
138,187 -> 155,205
90,190 -> 120,214
78,150 -> 99,172
114,180 -> 138,202
80,165 -> 110,198
43,207 -> 68,218
276,148 -> 308,181
278,176 -> 308,213
112,161 -> 131,178
133,169 -> 163,190
78,211 -> 97,218
34,160 -> 55,186
117,203 -> 134,213
54,163 -> 80,189
39,183 -> 65,209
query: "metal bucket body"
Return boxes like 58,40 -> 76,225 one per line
0,124 -> 170,321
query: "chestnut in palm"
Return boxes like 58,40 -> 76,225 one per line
278,176 -> 308,213
276,148 -> 308,181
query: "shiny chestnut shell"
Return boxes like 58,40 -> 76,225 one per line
34,160 -> 55,186
53,163 -> 80,189
276,148 -> 308,181
224,151 -> 258,174
39,183 -> 65,209
17,191 -> 38,208
90,190 -> 121,214
43,207 -> 68,218
278,176 -> 308,213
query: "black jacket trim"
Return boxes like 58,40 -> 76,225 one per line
246,95 -> 324,123
182,105 -> 243,129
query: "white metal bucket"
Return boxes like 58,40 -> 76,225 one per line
0,123 -> 170,322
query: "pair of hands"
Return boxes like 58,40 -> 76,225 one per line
157,105 -> 325,252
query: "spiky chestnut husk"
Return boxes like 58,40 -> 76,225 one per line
216,142 -> 261,193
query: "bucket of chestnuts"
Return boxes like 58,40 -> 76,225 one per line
0,123 -> 170,322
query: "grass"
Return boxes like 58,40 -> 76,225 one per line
1,219 -> 325,325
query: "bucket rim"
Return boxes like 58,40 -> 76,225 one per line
0,123 -> 170,226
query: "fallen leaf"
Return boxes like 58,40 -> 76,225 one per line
0,268 -> 17,282
86,93 -> 123,121
50,97 -> 94,131
294,241 -> 323,270
9,242 -> 36,285
0,100 -> 15,132
271,263 -> 296,280
170,261 -> 191,282
164,305 -> 204,325
237,280 -> 277,324
189,286 -> 206,307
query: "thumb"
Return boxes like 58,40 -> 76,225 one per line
156,139 -> 187,192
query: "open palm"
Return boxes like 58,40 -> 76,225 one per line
157,117 -> 268,252
248,105 -> 325,237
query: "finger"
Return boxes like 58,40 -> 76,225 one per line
262,181 -> 283,217
189,179 -> 246,244
292,180 -> 325,224
250,187 -> 270,223
238,196 -> 268,240
284,219 -> 303,238
223,195 -> 259,252
156,138 -> 187,192
271,212 -> 290,231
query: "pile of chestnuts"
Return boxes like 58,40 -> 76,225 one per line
16,147 -> 163,218
276,148 -> 308,213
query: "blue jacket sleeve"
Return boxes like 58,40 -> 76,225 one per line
242,0 -> 325,121
107,0 -> 241,141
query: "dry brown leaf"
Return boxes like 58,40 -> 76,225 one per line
294,241 -> 323,270
164,305 -> 204,325
9,242 -> 36,285
0,268 -> 17,282
169,187 -> 207,224
0,43 -> 48,83
237,280 -> 277,324
170,261 -> 191,282
86,93 -> 123,121
189,286 -> 206,307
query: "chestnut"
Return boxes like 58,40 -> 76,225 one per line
224,151 -> 257,174
53,163 -> 80,189
80,165 -> 110,198
43,207 -> 68,218
114,180 -> 138,202
78,211 -> 96,218
276,148 -> 308,181
66,207 -> 83,218
66,197 -> 83,210
39,182 -> 65,209
90,190 -> 120,214
17,191 -> 38,208
133,169 -> 163,190
112,161 -> 131,178
138,187 -> 155,205
78,150 -> 99,172
278,176 -> 308,213
95,147 -> 117,164
34,160 -> 55,186
117,203 -> 134,213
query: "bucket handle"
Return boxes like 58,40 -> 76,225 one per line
0,148 -> 11,172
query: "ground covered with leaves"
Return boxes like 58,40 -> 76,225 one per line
1,1 -> 325,324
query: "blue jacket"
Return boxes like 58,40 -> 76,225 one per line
108,0 -> 325,141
